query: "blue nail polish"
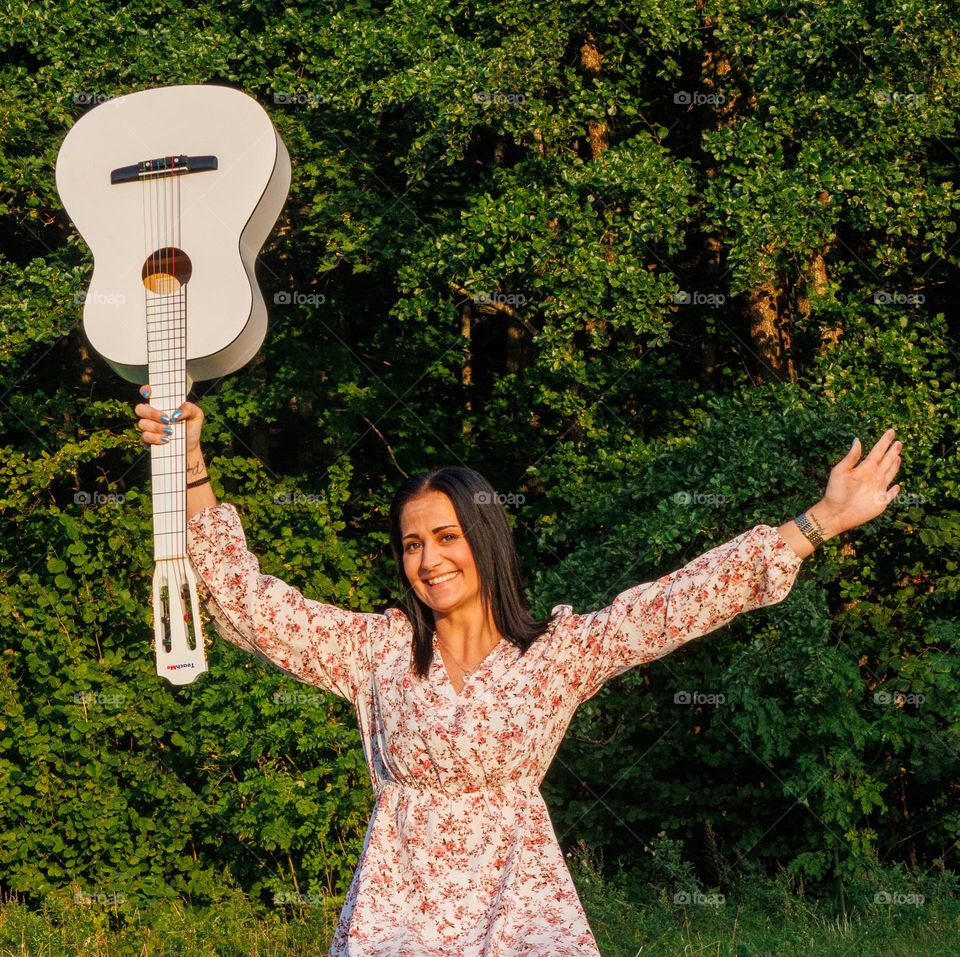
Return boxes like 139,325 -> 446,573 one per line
160,414 -> 170,424
171,410 -> 184,421
163,427 -> 173,435
161,435 -> 171,443
140,387 -> 149,397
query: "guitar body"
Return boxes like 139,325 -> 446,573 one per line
56,84 -> 290,685
56,84 -> 290,384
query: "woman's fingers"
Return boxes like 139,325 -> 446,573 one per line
863,428 -> 898,468
134,384 -> 203,450
883,452 -> 902,485
134,402 -> 165,421
134,384 -> 173,446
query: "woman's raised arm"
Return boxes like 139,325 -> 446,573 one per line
550,429 -> 903,704
185,502 -> 387,703
134,384 -> 387,702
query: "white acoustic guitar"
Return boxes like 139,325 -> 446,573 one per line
55,84 -> 291,685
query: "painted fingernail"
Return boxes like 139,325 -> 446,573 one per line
140,387 -> 150,397
160,414 -> 170,424
163,427 -> 173,435
161,435 -> 171,443
171,409 -> 184,421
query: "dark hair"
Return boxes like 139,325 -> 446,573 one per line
388,466 -> 558,680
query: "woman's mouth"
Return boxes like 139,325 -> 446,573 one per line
424,571 -> 460,588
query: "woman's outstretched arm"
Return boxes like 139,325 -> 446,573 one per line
775,429 -> 902,559
550,429 -> 904,704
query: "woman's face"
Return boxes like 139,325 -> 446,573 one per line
400,490 -> 481,615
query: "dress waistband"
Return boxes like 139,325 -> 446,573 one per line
375,778 -> 538,797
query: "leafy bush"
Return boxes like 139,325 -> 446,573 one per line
1,0 -> 958,914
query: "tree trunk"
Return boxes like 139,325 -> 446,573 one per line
580,35 -> 609,158
744,274 -> 795,383
461,299 -> 473,437
701,5 -> 793,383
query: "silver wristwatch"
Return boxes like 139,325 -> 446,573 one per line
794,512 -> 824,548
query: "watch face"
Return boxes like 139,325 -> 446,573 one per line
795,514 -> 820,543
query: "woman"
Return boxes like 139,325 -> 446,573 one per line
134,385 -> 902,956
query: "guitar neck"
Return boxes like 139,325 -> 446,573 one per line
146,291 -> 190,562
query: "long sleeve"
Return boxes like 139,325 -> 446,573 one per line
550,524 -> 804,705
185,502 -> 389,704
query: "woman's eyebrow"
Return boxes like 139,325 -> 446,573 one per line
401,524 -> 459,541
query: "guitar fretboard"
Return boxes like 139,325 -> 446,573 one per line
147,292 -> 188,562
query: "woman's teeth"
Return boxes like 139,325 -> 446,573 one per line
427,571 -> 459,586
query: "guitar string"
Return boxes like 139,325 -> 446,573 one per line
143,153 -> 194,659
144,154 -> 156,643
172,161 -> 185,637
160,157 -> 167,573
175,160 -> 185,583
173,162 -> 191,647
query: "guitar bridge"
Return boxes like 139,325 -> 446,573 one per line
111,154 -> 218,185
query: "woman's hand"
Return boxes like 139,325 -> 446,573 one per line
818,429 -> 903,535
133,384 -> 204,453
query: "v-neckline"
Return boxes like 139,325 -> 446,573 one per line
433,633 -> 504,700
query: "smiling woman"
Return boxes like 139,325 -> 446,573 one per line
137,387 -> 902,956
389,467 -> 559,692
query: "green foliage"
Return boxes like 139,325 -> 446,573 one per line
1,0 -> 958,920
535,311 -> 960,886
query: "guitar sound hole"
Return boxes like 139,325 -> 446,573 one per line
142,246 -> 192,295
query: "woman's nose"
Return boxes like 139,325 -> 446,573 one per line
419,545 -> 441,569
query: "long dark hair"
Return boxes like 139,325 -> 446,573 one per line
388,467 -> 558,680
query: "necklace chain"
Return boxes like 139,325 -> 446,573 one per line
434,633 -> 474,676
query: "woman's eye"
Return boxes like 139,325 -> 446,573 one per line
405,534 -> 457,552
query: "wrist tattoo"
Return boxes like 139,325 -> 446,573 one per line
187,457 -> 205,477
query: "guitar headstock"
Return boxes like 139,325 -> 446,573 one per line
153,558 -> 208,685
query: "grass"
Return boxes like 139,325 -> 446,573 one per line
573,843 -> 960,957
1,848 -> 958,956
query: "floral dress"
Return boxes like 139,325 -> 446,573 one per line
186,503 -> 804,956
